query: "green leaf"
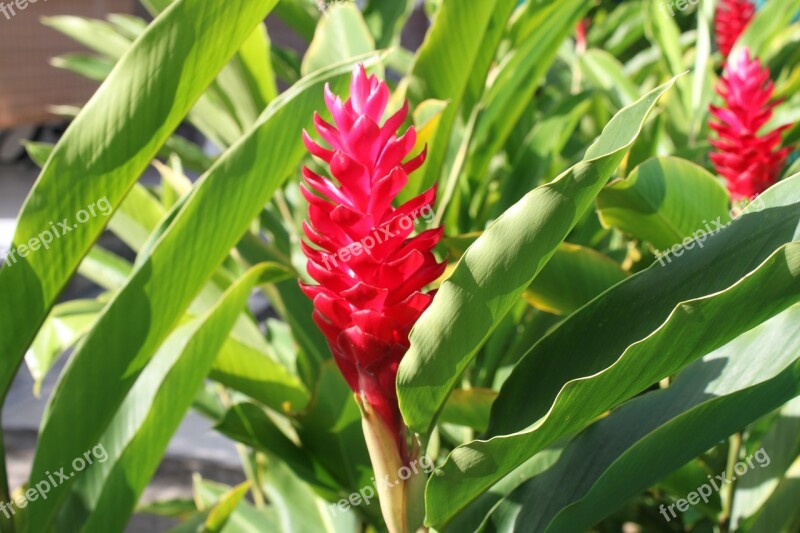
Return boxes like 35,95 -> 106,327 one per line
425,176 -> 800,527
258,454 -> 357,533
525,243 -> 628,316
25,300 -> 104,396
397,77 -> 679,437
55,264 -> 286,532
496,92 -> 594,218
494,305 -> 800,532
210,339 -> 311,414
214,401 -> 340,495
191,477 -> 281,533
440,389 -> 497,432
203,482 -> 252,533
301,3 -> 375,76
731,396 -> 800,530
106,13 -> 148,40
22,141 -> 55,167
77,247 -> 133,290
0,0 -> 281,404
41,16 -> 132,59
579,49 -> 640,108
51,53 -> 115,82
26,54 -> 382,531
597,156 -> 732,251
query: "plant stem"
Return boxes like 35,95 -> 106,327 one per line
720,431 -> 742,533
0,423 -> 16,533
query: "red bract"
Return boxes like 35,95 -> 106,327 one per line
709,49 -> 790,199
300,65 -> 445,455
715,0 -> 755,58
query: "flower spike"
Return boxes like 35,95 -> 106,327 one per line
300,65 -> 445,458
709,49 -> 791,199
715,0 -> 755,58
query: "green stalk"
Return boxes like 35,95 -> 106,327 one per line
720,431 -> 743,533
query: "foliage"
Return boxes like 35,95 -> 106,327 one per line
1,0 -> 799,531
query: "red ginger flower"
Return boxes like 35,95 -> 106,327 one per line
709,49 -> 790,199
300,65 -> 446,455
715,0 -> 755,58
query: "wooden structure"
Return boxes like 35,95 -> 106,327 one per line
0,0 -> 135,128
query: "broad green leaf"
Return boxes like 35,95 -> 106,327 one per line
597,156 -> 732,251
397,78 -> 679,437
425,177 -> 800,527
406,0 -> 517,194
443,235 -> 627,317
301,3 -> 375,76
440,389 -> 497,432
56,264 -> 286,532
525,243 -> 627,316
494,305 -> 800,532
491,174 -> 800,438
26,55 -> 382,531
0,0 -> 280,404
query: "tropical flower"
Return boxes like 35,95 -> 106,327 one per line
709,49 -> 791,199
300,65 -> 445,458
715,0 -> 755,58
